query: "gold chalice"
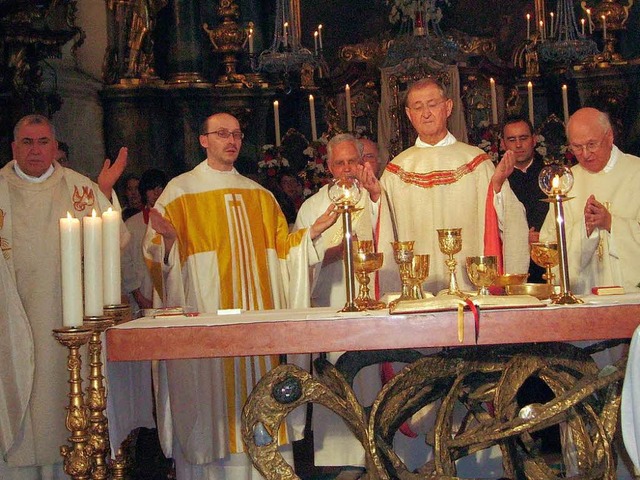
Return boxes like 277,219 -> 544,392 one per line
390,241 -> 415,307
354,240 -> 385,309
409,254 -> 430,299
437,228 -> 463,295
466,255 -> 498,296
530,242 -> 559,285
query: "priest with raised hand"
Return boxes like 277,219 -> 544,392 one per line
143,111 -> 337,479
0,114 -> 127,479
377,77 -> 529,296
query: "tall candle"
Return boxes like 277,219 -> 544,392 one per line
587,9 -> 593,34
345,84 -> 353,132
273,100 -> 281,147
581,18 -> 586,36
309,94 -> 318,141
539,20 -> 545,40
562,84 -> 570,125
490,78 -> 498,124
526,13 -> 531,40
83,209 -> 103,317
527,81 -> 535,127
549,12 -> 554,37
248,28 -> 254,54
314,31 -> 319,55
601,15 -> 607,40
317,24 -> 323,50
60,212 -> 83,327
283,22 -> 289,48
102,207 -> 121,306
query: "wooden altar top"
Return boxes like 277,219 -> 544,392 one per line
106,294 -> 640,362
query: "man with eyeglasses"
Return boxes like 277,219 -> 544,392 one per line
0,114 -> 128,478
540,107 -> 640,295
377,77 -> 529,297
501,115 -> 548,283
143,112 -> 337,478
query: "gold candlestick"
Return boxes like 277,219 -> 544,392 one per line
53,326 -> 93,480
103,303 -> 132,325
539,166 -> 582,304
437,228 -> 463,295
84,316 -> 115,480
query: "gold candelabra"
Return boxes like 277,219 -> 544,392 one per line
53,326 -> 94,480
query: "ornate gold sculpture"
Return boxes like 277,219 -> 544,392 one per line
530,241 -> 559,286
389,240 -> 415,308
53,326 -> 94,480
353,240 -> 385,310
466,255 -> 498,295
242,342 -> 627,479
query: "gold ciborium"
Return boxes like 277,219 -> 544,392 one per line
390,241 -> 415,307
409,254 -> 430,299
353,240 -> 385,310
437,228 -> 463,295
466,255 -> 498,296
530,242 -> 559,286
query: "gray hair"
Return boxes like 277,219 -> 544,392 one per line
13,114 -> 56,140
327,133 -> 364,163
405,77 -> 448,107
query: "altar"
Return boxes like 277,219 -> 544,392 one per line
106,294 -> 640,479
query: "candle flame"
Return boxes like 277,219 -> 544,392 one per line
552,175 -> 560,190
91,209 -> 97,218
274,100 -> 278,107
345,84 -> 350,90
309,94 -> 314,100
314,31 -> 318,37
284,21 -> 289,27
318,24 -> 323,30
526,13 -> 530,19
586,8 -> 591,14
528,81 -> 533,87
67,211 -> 73,220
107,207 -> 113,213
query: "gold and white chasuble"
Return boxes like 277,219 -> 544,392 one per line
377,139 -> 530,295
143,162 -> 319,471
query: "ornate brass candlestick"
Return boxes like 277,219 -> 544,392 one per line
353,240 -> 385,310
539,165 -> 582,304
103,303 -> 132,325
437,228 -> 463,295
53,326 -> 93,480
84,315 -> 115,480
328,176 -> 363,312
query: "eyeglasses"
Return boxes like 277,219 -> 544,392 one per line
568,134 -> 608,155
204,129 -> 244,140
407,98 -> 447,114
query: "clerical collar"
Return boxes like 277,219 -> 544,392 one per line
415,131 -> 456,148
602,145 -> 620,173
13,161 -> 54,183
514,158 -> 534,173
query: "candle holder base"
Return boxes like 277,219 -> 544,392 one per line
550,291 -> 583,305
103,304 -> 132,325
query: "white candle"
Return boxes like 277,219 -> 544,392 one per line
59,212 -> 83,327
309,94 -> 318,141
528,81 -> 535,127
248,28 -> 254,54
490,78 -> 498,125
549,12 -> 554,37
102,207 -> 121,306
83,209 -> 103,317
526,13 -> 531,40
345,84 -> 353,132
273,100 -> 281,147
581,18 -> 586,36
317,24 -> 323,50
562,84 -> 570,125
587,9 -> 593,34
601,15 -> 607,40
539,20 -> 545,40
314,31 -> 319,55
283,22 -> 289,48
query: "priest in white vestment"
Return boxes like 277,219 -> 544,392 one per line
377,77 -> 529,295
293,134 -> 384,469
0,114 -> 127,479
143,112 -> 337,479
540,107 -> 640,295
376,78 -> 529,477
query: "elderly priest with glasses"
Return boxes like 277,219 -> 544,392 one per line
143,112 -> 337,479
540,107 -> 640,295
